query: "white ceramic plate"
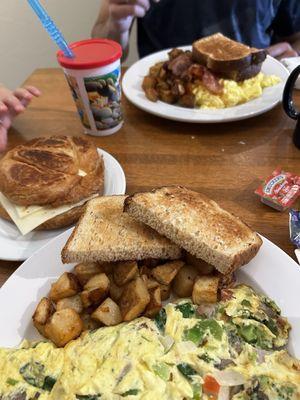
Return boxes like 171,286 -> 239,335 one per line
0,149 -> 126,261
0,229 -> 299,359
122,47 -> 289,123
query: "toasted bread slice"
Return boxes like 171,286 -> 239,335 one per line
192,33 -> 266,81
124,187 -> 262,274
62,195 -> 181,264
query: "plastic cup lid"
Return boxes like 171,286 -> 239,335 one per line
57,39 -> 122,70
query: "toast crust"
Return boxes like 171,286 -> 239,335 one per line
192,33 -> 266,81
124,186 -> 262,274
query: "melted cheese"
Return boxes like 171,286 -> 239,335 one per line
0,192 -> 97,236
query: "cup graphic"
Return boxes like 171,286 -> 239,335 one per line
57,39 -> 123,136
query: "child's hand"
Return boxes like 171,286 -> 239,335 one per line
0,85 -> 41,152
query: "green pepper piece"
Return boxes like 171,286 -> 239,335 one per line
154,308 -> 167,332
6,378 -> 18,386
153,363 -> 170,381
121,389 -> 139,396
184,319 -> 223,344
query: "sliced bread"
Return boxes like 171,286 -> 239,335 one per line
124,186 -> 262,274
61,195 -> 181,264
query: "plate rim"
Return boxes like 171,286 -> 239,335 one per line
122,47 -> 289,123
0,148 -> 126,262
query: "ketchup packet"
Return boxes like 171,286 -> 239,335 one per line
255,167 -> 300,211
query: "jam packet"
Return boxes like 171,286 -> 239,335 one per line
255,167 -> 300,211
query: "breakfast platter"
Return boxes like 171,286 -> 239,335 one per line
122,47 -> 289,123
0,148 -> 126,261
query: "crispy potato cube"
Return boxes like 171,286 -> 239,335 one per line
44,309 -> 83,347
144,287 -> 162,318
152,261 -> 184,285
113,261 -> 138,286
32,297 -> 54,337
185,253 -> 215,275
49,272 -> 80,301
109,276 -> 124,303
74,263 -> 104,286
141,275 -> 160,290
81,273 -> 110,308
139,265 -> 152,277
160,284 -> 171,301
81,312 -> 100,331
92,298 -> 122,326
172,264 -> 199,297
56,294 -> 83,314
192,275 -> 220,304
119,277 -> 150,321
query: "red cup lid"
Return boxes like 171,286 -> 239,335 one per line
57,39 -> 122,70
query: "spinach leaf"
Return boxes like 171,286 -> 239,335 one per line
42,376 -> 56,392
175,303 -> 195,318
241,299 -> 251,307
19,362 -> 56,392
154,308 -> 167,332
177,363 -> 198,381
76,395 -> 101,400
121,389 -> 139,396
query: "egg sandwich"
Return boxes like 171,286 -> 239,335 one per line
0,136 -> 104,235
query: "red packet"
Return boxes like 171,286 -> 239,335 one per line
255,167 -> 300,211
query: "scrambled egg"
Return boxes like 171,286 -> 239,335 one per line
194,72 -> 281,108
0,285 -> 299,399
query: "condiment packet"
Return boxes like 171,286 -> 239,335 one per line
255,167 -> 300,211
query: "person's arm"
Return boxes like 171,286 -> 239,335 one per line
92,0 -> 151,60
0,85 -> 41,152
267,33 -> 300,59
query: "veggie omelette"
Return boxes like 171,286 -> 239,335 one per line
0,285 -> 299,399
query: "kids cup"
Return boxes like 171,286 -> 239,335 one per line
57,39 -> 123,136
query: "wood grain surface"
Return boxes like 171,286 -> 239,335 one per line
0,67 -> 299,287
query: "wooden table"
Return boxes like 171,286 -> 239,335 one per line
0,68 -> 299,287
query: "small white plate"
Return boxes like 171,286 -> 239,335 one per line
0,149 -> 126,261
122,47 -> 289,123
0,230 -> 299,358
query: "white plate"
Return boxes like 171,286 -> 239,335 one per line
122,47 -> 289,123
0,230 -> 299,358
0,149 -> 126,261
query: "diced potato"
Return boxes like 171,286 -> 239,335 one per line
152,261 -> 184,285
49,272 -> 80,301
92,298 -> 122,326
81,273 -> 110,308
74,263 -> 104,286
139,265 -> 152,277
144,287 -> 162,318
172,264 -> 199,297
56,294 -> 83,314
99,262 -> 116,275
192,275 -> 220,304
185,253 -> 215,275
109,276 -> 124,303
141,275 -> 160,290
84,273 -> 110,291
81,312 -> 100,331
160,284 -> 171,301
32,297 -> 54,336
44,309 -> 83,347
119,277 -> 150,321
113,261 -> 138,286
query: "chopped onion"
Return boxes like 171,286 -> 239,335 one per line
218,386 -> 230,400
213,370 -> 245,386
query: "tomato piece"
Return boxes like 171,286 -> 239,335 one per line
203,375 -> 220,395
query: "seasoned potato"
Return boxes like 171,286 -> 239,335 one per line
32,297 -> 54,336
152,260 -> 184,285
192,275 -> 220,304
74,263 -> 104,286
81,312 -> 100,331
144,287 -> 162,318
139,265 -> 152,277
56,294 -> 83,314
99,262 -> 116,275
92,298 -> 122,326
160,283 -> 171,301
172,264 -> 199,297
44,308 -> 83,347
119,277 -> 150,321
141,274 -> 160,290
81,273 -> 110,308
109,276 -> 124,303
185,253 -> 215,275
49,272 -> 80,301
113,261 -> 138,286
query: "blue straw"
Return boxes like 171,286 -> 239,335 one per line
27,0 -> 74,58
